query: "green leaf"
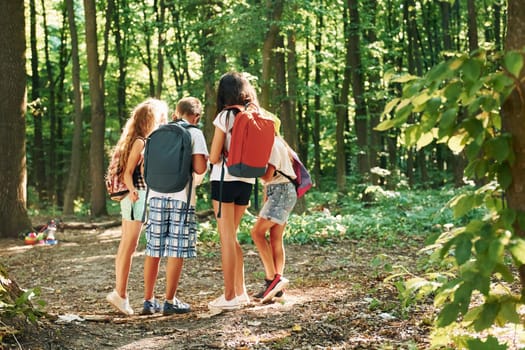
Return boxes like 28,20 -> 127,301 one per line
412,92 -> 431,108
509,239 -> 525,264
454,234 -> 472,265
416,131 -> 434,150
448,133 -> 466,154
444,81 -> 463,102
494,263 -> 514,282
462,58 -> 481,82
503,51 -> 524,79
439,108 -> 458,131
405,125 -> 421,146
391,74 -> 419,83
496,163 -> 512,189
375,118 -> 397,131
488,240 -> 504,263
383,98 -> 400,116
473,302 -> 499,331
500,208 -> 516,229
467,335 -> 506,350
450,193 -> 474,218
485,136 -> 511,163
454,281 -> 473,314
427,61 -> 451,82
498,300 -> 520,324
437,302 -> 460,327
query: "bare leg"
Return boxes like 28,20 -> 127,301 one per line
269,223 -> 286,276
233,204 -> 248,297
143,255 -> 161,300
251,218 -> 277,279
115,219 -> 142,298
213,200 -> 248,300
165,257 -> 184,300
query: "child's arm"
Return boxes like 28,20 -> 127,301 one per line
260,164 -> 276,183
209,126 -> 225,164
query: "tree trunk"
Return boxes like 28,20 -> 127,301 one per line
29,0 -> 46,201
501,0 -> 525,299
84,0 -> 107,217
313,7 -> 323,190
63,0 -> 85,215
334,0 -> 351,191
41,0 -> 58,203
348,0 -> 369,178
0,0 -> 33,237
110,0 -> 128,129
155,0 -> 166,98
260,0 -> 283,109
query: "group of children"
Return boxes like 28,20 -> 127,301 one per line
106,71 -> 298,316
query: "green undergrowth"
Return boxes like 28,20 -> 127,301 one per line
197,185 -> 483,249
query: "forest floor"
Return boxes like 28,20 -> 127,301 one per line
0,217 -> 464,349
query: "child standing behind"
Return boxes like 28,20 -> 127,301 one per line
107,98 -> 168,316
207,72 -> 260,311
251,115 -> 297,303
141,97 -> 208,315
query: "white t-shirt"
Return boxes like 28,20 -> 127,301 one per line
263,136 -> 296,185
148,126 -> 209,206
209,109 -> 256,184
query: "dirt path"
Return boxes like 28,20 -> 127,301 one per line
1,221 -> 431,349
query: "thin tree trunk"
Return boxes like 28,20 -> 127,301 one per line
0,0 -> 32,236
29,0 -> 46,201
63,0 -> 84,215
334,0 -> 351,191
84,0 -> 107,217
313,5 -> 323,189
155,0 -> 166,98
348,0 -> 369,177
41,0 -> 58,202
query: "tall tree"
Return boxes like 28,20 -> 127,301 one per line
260,0 -> 284,109
84,0 -> 107,217
348,0 -> 368,177
29,0 -> 46,200
0,0 -> 32,236
63,0 -> 85,215
501,0 -> 525,297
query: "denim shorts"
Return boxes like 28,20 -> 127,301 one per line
259,182 -> 297,225
120,190 -> 147,222
145,197 -> 197,258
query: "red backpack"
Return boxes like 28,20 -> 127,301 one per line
223,103 -> 275,177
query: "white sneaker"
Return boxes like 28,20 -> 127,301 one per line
208,294 -> 240,311
236,293 -> 250,306
106,290 -> 134,315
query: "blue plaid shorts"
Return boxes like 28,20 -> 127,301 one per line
145,197 -> 197,258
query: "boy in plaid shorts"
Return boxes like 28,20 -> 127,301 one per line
141,97 -> 209,315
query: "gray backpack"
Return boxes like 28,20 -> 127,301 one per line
143,121 -> 195,221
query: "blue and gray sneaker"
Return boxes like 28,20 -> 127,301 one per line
163,297 -> 191,315
140,299 -> 161,315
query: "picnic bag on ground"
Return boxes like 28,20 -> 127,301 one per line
224,103 -> 275,178
278,150 -> 312,198
105,149 -> 129,201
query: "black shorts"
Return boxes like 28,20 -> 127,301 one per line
211,181 -> 253,205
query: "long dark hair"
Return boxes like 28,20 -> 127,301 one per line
215,72 -> 258,115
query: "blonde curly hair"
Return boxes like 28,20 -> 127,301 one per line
113,98 -> 168,171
